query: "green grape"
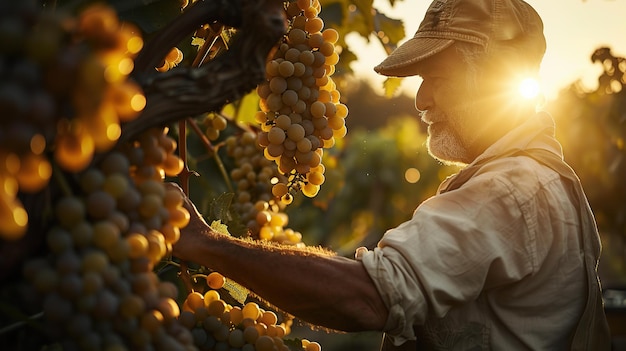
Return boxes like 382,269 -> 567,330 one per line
281,89 -> 299,106
46,227 -> 73,254
228,329 -> 246,348
286,124 -> 305,141
255,335 -> 275,351
307,170 -> 325,186
268,126 -> 287,144
55,196 -> 86,229
288,28 -> 307,45
86,190 -> 116,219
278,61 -> 295,77
102,173 -> 130,199
92,220 -> 121,249
81,250 -> 109,273
305,17 -> 324,33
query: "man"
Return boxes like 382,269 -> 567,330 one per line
171,0 -> 611,349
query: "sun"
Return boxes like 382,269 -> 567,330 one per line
518,77 -> 541,100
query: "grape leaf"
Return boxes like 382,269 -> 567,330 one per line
209,220 -> 230,236
383,77 -> 403,98
374,10 -> 405,50
208,192 -> 234,223
335,47 -> 358,75
348,0 -> 375,38
318,0 -> 344,28
222,278 -> 249,304
221,90 -> 260,124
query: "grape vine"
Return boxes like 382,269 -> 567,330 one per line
0,0 -> 350,349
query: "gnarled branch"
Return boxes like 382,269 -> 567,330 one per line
121,0 -> 286,143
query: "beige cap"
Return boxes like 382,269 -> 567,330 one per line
374,0 -> 546,77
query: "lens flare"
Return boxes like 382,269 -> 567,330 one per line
518,78 -> 541,99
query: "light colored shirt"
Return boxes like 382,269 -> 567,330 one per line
358,112 -> 601,349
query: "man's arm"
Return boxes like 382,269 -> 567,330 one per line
171,185 -> 389,332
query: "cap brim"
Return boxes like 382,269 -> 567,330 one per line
374,37 -> 455,77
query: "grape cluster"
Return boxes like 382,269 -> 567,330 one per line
21,126 -> 193,350
255,0 -> 349,202
224,132 -> 305,246
224,132 -> 285,220
179,287 -> 321,351
251,200 -> 305,246
123,127 -> 186,185
203,112 -> 229,141
0,2 -> 145,240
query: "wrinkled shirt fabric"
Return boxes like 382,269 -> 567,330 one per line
358,112 -> 603,350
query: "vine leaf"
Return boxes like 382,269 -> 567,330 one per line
222,90 -> 261,124
383,77 -> 403,98
318,0 -> 344,28
223,278 -> 250,304
208,192 -> 235,224
352,0 -> 375,34
374,10 -> 405,52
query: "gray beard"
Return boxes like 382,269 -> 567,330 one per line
423,112 -> 474,166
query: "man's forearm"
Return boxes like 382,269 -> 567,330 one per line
179,227 -> 389,332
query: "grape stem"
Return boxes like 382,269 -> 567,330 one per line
177,119 -> 193,195
177,118 -> 199,295
191,273 -> 208,281
0,311 -> 43,335
178,261 -> 196,294
161,258 -> 181,268
51,162 -> 74,198
185,118 -> 235,194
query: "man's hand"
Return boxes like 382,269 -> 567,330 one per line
164,182 -> 212,263
162,183 -> 388,333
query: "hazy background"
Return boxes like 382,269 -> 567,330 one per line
347,0 -> 626,100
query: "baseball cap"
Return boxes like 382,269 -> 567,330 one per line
374,0 -> 546,77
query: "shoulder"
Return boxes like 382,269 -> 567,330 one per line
466,155 -> 563,204
418,155 -> 566,224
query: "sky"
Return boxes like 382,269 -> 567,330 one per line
346,0 -> 626,101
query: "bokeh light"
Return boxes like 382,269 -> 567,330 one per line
404,167 -> 421,183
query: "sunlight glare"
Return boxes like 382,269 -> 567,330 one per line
518,77 -> 541,99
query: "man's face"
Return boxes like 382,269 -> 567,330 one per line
414,47 -> 485,166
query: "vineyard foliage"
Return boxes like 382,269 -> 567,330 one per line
547,47 -> 626,287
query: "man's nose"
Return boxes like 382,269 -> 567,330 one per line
415,81 -> 432,113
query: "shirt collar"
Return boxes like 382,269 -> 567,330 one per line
472,111 -> 563,166
438,111 -> 563,193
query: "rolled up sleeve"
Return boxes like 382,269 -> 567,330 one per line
358,245 -> 427,345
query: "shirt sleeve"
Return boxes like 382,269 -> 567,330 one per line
357,171 -> 538,345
